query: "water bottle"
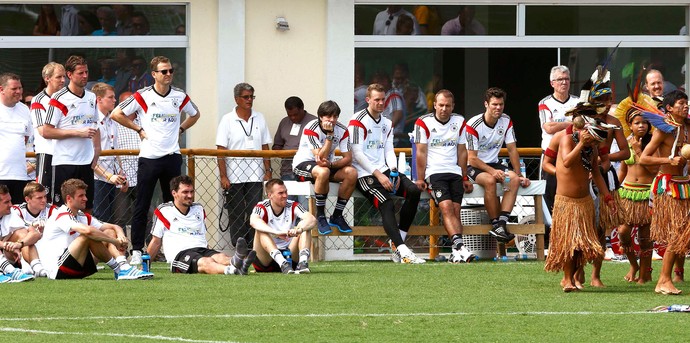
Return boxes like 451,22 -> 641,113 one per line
519,158 -> 526,179
668,304 -> 690,312
389,170 -> 400,194
141,253 -> 151,272
502,159 -> 510,192
515,253 -> 529,261
282,250 -> 293,266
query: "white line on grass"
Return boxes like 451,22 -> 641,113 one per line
0,327 -> 237,343
0,311 -> 655,322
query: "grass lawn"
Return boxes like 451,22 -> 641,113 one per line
0,259 -> 687,342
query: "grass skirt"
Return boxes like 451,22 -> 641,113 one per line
545,194 -> 604,272
616,181 -> 651,226
598,193 -> 622,231
650,174 -> 690,252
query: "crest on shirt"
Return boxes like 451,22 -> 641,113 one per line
89,99 -> 95,108
382,125 -> 387,132
497,127 -> 505,136
451,123 -> 459,132
195,213 -> 202,221
172,98 -> 179,108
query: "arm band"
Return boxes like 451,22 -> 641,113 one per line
544,148 -> 557,159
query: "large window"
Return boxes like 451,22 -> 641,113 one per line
354,3 -> 690,148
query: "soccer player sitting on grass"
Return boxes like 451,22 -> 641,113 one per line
544,112 -> 612,292
147,175 -> 256,275
0,184 -> 40,282
292,100 -> 357,235
250,179 -> 316,274
413,89 -> 475,263
38,178 -> 153,280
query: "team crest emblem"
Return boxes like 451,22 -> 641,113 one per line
382,125 -> 387,132
195,213 -> 202,221
89,99 -> 95,108
367,177 -> 374,185
451,123 -> 459,132
172,99 -> 179,108
497,127 -> 505,136
435,190 -> 442,198
54,194 -> 60,203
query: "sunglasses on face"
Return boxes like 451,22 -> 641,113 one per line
154,68 -> 175,75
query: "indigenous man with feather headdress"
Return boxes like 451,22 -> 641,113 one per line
639,89 -> 690,295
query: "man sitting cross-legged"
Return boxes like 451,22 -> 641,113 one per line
38,178 -> 153,280
250,179 -> 316,274
147,175 -> 256,275
0,184 -> 39,282
292,100 -> 357,235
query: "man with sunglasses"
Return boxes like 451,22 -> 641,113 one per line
216,83 -> 272,250
111,55 -> 200,265
372,6 -> 420,35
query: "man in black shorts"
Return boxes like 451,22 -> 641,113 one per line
292,100 -> 357,235
146,175 -> 256,275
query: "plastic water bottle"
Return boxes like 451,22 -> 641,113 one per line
515,253 -> 529,261
389,170 -> 399,194
141,253 -> 151,272
668,304 -> 690,312
519,158 -> 526,178
502,159 -> 510,192
282,250 -> 293,266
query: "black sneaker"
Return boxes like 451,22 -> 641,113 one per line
489,223 -> 511,243
281,261 -> 295,274
317,216 -> 332,235
240,250 -> 257,275
329,215 -> 352,233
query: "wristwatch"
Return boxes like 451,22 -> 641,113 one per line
326,135 -> 335,141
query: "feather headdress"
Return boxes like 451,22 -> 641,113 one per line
613,67 -> 660,137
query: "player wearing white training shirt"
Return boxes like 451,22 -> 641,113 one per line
0,73 -> 33,203
147,175 -> 256,275
0,184 -> 38,282
111,55 -> 200,265
250,179 -> 316,274
465,87 -> 530,243
349,83 -> 424,264
39,178 -> 153,280
292,100 -> 357,235
413,90 -> 475,263
43,56 -> 100,208
32,62 -> 66,201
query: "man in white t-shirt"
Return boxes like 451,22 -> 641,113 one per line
292,100 -> 357,235
0,73 -> 32,202
466,87 -> 530,243
38,178 -> 153,280
413,90 -> 475,263
250,179 -> 316,274
111,55 -> 200,264
216,83 -> 272,249
32,62 -> 66,201
372,6 -> 420,35
43,55 -> 100,209
0,184 -> 39,282
147,175 -> 256,275
11,182 -> 57,255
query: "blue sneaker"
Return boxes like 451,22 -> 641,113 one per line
116,267 -> 154,280
329,215 -> 352,233
317,216 -> 332,235
6,269 -> 35,283
0,274 -> 11,283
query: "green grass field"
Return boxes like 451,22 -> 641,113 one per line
1,259 -> 688,343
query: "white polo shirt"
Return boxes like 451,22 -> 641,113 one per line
215,108 -> 272,183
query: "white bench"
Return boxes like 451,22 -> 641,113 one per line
283,180 -> 546,261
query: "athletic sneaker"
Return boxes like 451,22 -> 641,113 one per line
130,250 -> 143,265
34,268 -> 48,277
116,266 -> 154,280
295,261 -> 310,274
449,245 -> 476,263
489,222 -> 514,243
604,247 -> 615,261
240,250 -> 257,275
6,269 -> 35,283
401,251 -> 426,264
231,237 -> 250,273
0,274 -> 10,283
280,261 -> 295,274
317,216 -> 332,235
329,215 -> 352,233
389,240 -> 401,263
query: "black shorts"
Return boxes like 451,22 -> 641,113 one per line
252,250 -> 298,273
54,249 -> 98,279
36,153 -> 53,198
356,170 -> 417,208
172,247 -> 219,274
293,161 -> 340,183
428,173 -> 464,204
52,164 -> 94,208
466,162 -> 509,182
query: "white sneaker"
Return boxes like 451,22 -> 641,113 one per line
604,247 -> 615,261
389,240 -> 401,263
130,250 -> 143,265
401,251 -> 426,264
449,246 -> 476,263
